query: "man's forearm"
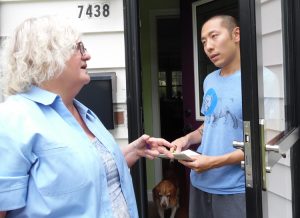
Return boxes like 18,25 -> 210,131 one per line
210,149 -> 244,169
185,124 -> 204,147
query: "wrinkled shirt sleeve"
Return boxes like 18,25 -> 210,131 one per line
0,115 -> 31,211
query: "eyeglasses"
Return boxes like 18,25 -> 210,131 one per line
76,42 -> 87,56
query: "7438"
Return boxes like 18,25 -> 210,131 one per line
78,4 -> 110,18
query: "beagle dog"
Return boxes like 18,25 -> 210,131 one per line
152,179 -> 179,218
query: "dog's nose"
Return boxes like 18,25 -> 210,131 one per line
161,202 -> 168,209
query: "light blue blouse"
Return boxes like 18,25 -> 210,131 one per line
92,138 -> 130,218
0,86 -> 138,218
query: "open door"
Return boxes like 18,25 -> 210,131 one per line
126,0 -> 300,217
239,0 -> 300,217
191,0 -> 300,217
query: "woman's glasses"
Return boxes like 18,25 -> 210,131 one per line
76,42 -> 87,56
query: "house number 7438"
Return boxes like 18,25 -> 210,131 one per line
78,4 -> 110,18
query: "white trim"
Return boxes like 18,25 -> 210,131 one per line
149,9 -> 180,185
83,30 -> 125,35
147,189 -> 153,202
192,0 -> 214,121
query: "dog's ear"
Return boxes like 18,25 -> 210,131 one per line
152,185 -> 158,199
170,184 -> 177,197
169,184 -> 178,205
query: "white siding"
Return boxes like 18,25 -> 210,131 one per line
262,33 -> 283,66
83,33 -> 125,69
0,0 -> 128,144
260,0 -> 292,217
0,0 -> 124,35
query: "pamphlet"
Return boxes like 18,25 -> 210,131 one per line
158,149 -> 200,161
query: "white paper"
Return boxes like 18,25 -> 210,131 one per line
158,149 -> 200,161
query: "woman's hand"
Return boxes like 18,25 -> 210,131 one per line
146,137 -> 174,159
131,134 -> 158,159
124,135 -> 174,167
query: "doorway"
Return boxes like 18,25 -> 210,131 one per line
126,0 -> 300,217
157,17 -> 183,142
150,15 -> 189,218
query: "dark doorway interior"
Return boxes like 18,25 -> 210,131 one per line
156,17 -> 188,218
157,17 -> 183,142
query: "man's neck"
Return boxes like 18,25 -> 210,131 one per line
220,66 -> 240,76
220,59 -> 240,76
220,49 -> 240,76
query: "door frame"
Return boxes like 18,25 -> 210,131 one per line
123,0 -> 148,217
239,0 -> 263,216
285,0 -> 300,217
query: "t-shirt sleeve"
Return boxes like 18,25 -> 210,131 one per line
200,76 -> 208,115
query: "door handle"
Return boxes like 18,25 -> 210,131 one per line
265,144 -> 280,153
241,160 -> 245,170
261,123 -> 298,186
259,120 -> 285,190
233,141 -> 244,150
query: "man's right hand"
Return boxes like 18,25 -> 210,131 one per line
171,136 -> 189,153
170,124 -> 204,153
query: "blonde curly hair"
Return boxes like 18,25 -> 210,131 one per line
0,15 -> 81,95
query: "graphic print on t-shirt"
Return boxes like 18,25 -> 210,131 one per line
202,88 -> 238,129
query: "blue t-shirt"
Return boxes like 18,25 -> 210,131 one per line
0,86 -> 138,218
190,69 -> 245,194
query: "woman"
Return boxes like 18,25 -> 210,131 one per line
0,15 -> 173,218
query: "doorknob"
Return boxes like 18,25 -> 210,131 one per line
265,144 -> 279,153
265,166 -> 271,173
241,160 -> 245,170
265,144 -> 286,158
233,141 -> 244,150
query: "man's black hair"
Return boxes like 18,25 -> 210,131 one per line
202,15 -> 239,33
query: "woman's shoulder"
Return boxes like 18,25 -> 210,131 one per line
0,94 -> 41,126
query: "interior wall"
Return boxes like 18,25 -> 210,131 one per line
180,0 -> 202,134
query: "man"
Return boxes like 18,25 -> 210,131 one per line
172,15 -> 245,218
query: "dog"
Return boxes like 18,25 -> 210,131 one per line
152,179 -> 179,218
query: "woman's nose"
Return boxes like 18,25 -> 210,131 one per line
82,51 -> 91,60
